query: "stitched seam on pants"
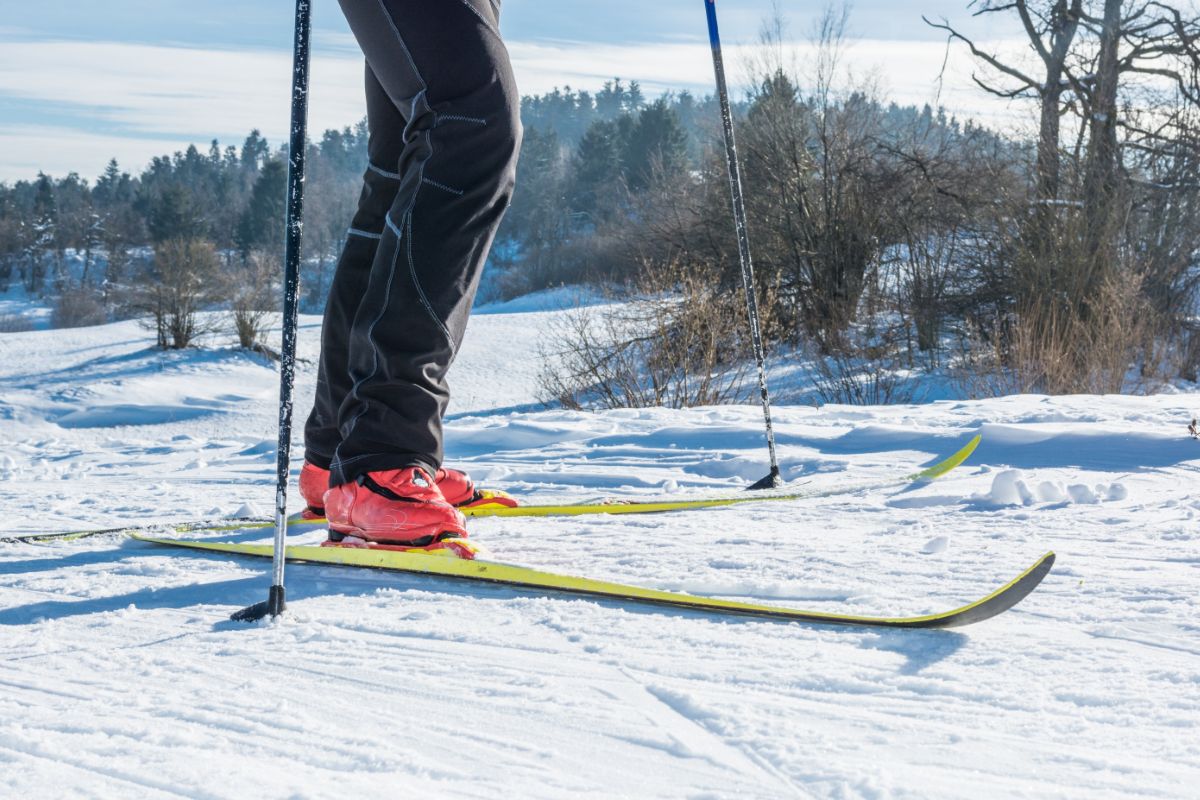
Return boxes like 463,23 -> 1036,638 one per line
343,96 -> 431,451
367,162 -> 402,180
403,211 -> 453,343
457,0 -> 502,40
422,178 -> 464,196
436,114 -> 487,126
347,227 -> 383,240
373,0 -> 428,92
341,217 -> 403,450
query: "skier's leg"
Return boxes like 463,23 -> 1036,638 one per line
330,0 -> 521,487
303,65 -> 405,472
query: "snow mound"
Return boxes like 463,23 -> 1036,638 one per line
982,469 -> 1036,505
922,535 -> 950,554
978,469 -> 1130,506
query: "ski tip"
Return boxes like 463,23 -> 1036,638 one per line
911,433 -> 983,482
931,550 -> 1055,629
955,432 -> 983,462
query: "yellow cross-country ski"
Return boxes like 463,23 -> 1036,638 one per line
131,531 -> 1052,629
7,435 -> 981,544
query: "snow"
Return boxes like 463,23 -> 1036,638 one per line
1,302 -> 1199,798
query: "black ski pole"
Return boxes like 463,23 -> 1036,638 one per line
233,0 -> 313,622
704,0 -> 783,490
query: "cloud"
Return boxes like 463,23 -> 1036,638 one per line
0,126 -> 194,183
0,34 -> 1035,182
0,39 -> 364,138
508,37 -> 1032,126
0,38 -> 367,181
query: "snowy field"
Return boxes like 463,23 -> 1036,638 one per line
1,298 -> 1198,798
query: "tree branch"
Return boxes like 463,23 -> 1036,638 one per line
924,16 -> 1042,92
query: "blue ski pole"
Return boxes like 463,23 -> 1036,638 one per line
704,0 -> 783,490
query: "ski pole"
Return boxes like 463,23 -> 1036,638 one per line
703,0 -> 783,490
233,0 -> 313,622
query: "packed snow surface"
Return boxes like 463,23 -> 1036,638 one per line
1,303 -> 1198,798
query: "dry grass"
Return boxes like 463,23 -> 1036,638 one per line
956,274 -> 1170,396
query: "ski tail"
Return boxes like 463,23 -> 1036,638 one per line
131,533 -> 1052,630
0,516 -> 280,545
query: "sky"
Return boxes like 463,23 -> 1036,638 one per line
0,0 -> 1032,183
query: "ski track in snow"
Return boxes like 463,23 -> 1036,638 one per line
1,306 -> 1199,798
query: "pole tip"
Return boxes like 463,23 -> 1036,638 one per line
746,466 -> 783,491
231,585 -> 287,622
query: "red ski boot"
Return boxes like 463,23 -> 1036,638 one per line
302,461 -> 516,514
298,461 -> 331,519
324,466 -> 468,546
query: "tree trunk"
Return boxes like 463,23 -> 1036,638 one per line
1032,1 -> 1083,247
1082,0 -> 1123,273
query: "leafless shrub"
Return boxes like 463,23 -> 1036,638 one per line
808,321 -> 917,405
133,238 -> 222,349
539,261 -> 775,409
0,313 -> 35,333
52,286 -> 107,329
228,250 -> 279,352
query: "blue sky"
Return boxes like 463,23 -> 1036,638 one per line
0,0 -> 1021,182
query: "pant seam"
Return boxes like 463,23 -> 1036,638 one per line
457,0 -> 502,40
340,220 -> 403,450
436,113 -> 487,127
341,75 -> 434,456
367,162 -> 402,180
401,211 -> 454,343
372,0 -> 428,92
421,177 -> 464,196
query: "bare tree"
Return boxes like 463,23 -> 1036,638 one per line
927,1 -> 1086,260
736,7 -> 896,351
228,250 -> 279,353
135,239 -> 222,349
931,1 -> 1200,390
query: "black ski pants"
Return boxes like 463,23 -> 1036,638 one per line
304,0 -> 520,487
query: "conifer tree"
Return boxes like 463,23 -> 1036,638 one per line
28,173 -> 56,293
623,99 -> 688,191
236,159 -> 287,256
147,184 -> 206,243
572,120 -> 625,220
